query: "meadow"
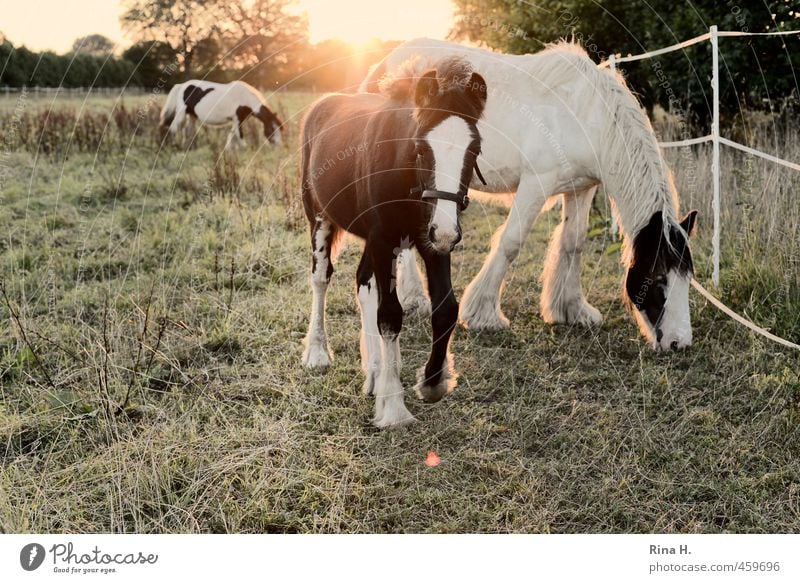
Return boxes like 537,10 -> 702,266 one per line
0,89 -> 798,533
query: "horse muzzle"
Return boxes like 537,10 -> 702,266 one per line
428,223 -> 461,253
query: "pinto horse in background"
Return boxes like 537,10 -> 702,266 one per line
300,59 -> 487,427
362,39 -> 698,351
160,80 -> 283,151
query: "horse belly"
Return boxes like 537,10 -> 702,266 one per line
308,150 -> 369,239
192,92 -> 236,124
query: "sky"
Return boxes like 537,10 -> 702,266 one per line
0,0 -> 455,53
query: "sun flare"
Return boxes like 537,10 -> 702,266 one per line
299,0 -> 454,45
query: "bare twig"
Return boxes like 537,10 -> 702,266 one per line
124,280 -> 156,409
0,281 -> 57,390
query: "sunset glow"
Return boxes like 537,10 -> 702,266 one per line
300,0 -> 454,44
0,0 -> 455,53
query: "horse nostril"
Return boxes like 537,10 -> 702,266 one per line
428,225 -> 437,243
670,340 -> 679,351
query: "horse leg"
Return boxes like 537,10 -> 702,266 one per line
169,106 -> 184,135
236,115 -> 246,148
541,186 -> 602,326
355,251 -> 381,396
184,115 -> 196,147
461,173 -> 554,330
302,216 -> 338,369
169,107 -> 186,144
397,248 -> 431,316
225,120 -> 241,152
415,249 -> 458,403
369,238 -> 414,428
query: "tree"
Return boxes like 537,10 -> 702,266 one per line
122,41 -> 181,88
215,0 -> 308,86
72,34 -> 116,56
450,0 -> 800,128
121,0 -> 222,80
120,0 -> 308,86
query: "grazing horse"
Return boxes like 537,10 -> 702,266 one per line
301,59 -> 487,427
362,39 -> 698,351
160,80 -> 283,151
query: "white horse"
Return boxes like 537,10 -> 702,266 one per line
361,39 -> 698,351
160,80 -> 283,151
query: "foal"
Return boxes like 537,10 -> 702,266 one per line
300,60 -> 487,427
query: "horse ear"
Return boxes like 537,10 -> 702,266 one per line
415,70 -> 439,108
467,72 -> 487,106
680,210 -> 698,236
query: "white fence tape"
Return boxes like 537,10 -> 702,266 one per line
659,135 -> 713,148
602,28 -> 800,67
605,33 -> 711,65
691,279 -> 800,350
718,136 -> 800,172
718,29 -> 800,37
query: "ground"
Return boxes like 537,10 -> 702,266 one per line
0,91 -> 798,533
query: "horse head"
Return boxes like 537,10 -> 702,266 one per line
411,63 -> 487,254
258,105 -> 283,146
625,210 -> 698,350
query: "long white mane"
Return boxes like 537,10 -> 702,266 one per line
528,43 -> 680,255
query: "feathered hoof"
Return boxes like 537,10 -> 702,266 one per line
302,340 -> 333,369
459,296 -> 510,331
543,299 -> 603,327
414,358 -> 458,403
373,400 -> 416,428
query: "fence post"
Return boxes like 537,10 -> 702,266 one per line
607,53 -> 621,241
710,24 -> 721,287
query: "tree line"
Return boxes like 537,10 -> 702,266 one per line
0,0 -> 398,93
0,34 -> 137,88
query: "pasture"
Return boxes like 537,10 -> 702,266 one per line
0,90 -> 798,533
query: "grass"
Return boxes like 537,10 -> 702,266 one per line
0,90 -> 798,533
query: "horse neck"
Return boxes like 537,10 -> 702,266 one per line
597,78 -> 679,249
239,86 -> 265,113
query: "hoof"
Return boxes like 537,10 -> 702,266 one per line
373,401 -> 416,428
543,300 -> 603,327
414,359 -> 457,403
459,297 -> 510,331
302,341 -> 333,369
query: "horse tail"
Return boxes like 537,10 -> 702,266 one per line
160,84 -> 182,127
299,110 -> 316,223
358,59 -> 386,93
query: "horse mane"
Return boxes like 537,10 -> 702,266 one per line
378,56 -> 476,103
506,42 -> 680,258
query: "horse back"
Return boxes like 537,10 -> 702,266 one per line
301,93 -> 414,239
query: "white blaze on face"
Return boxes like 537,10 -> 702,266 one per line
426,116 -> 472,250
657,269 -> 692,350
